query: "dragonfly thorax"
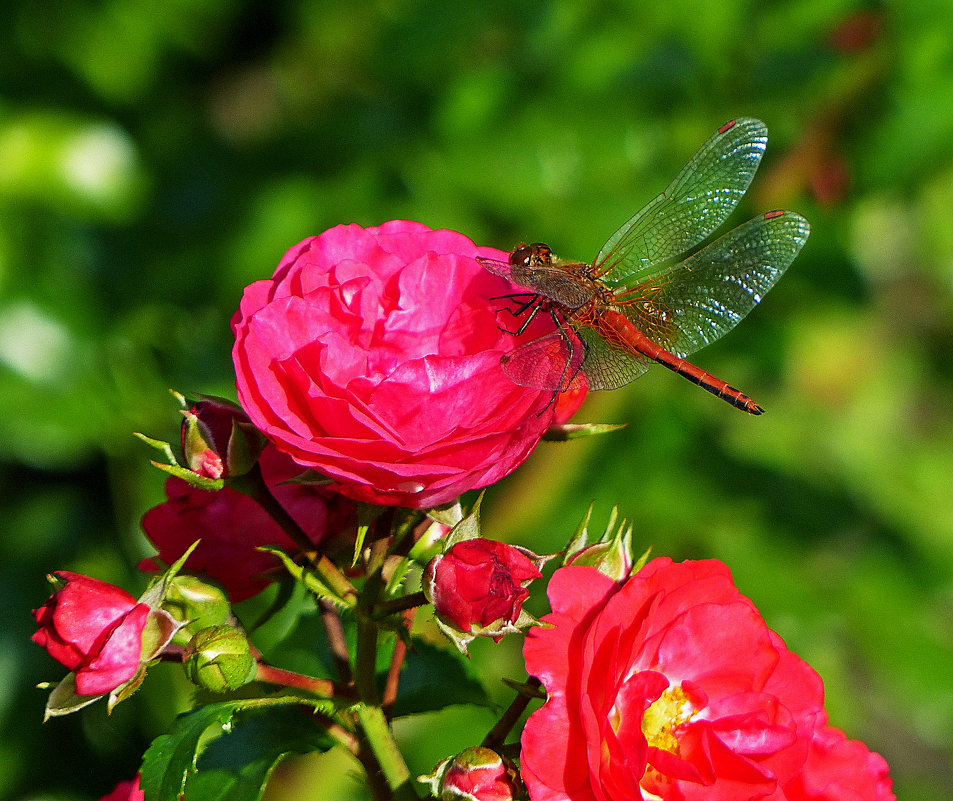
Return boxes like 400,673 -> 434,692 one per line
505,242 -> 602,309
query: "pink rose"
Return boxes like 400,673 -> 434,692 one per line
32,573 -> 151,696
783,724 -> 895,801
140,445 -> 356,601
521,559 -> 842,801
231,220 -> 557,509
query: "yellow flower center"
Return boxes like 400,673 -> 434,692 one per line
641,685 -> 694,755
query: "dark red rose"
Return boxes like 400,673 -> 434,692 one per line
140,445 -> 356,601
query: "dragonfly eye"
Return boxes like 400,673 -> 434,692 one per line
509,243 -> 534,267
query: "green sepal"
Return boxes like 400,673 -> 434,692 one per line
443,491 -> 485,550
426,498 -> 463,528
149,460 -> 225,490
542,421 -> 628,441
262,547 -> 353,609
631,544 -> 654,577
41,673 -> 103,720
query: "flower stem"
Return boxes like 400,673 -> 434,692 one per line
354,704 -> 419,801
372,591 -> 427,619
254,662 -> 343,698
355,536 -> 389,703
482,676 -> 543,751
382,609 -> 415,718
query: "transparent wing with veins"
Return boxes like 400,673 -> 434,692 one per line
594,118 -> 768,287
477,253 -> 596,309
617,210 -> 811,358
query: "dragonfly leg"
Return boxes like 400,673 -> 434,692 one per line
491,292 -> 547,335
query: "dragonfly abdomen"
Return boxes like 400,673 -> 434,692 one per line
600,309 -> 765,415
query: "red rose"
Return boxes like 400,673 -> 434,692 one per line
140,445 -> 356,601
99,775 -> 144,801
521,559 -> 829,801
424,539 -> 544,640
231,220 -> 557,509
32,573 -> 151,696
783,724 -> 895,801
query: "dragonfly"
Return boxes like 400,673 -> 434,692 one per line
477,118 -> 810,415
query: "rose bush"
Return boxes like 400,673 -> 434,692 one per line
231,220 -> 563,508
520,558 -> 885,801
32,573 -> 153,696
140,445 -> 356,601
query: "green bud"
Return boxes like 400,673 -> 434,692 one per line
183,626 -> 256,692
162,575 -> 232,644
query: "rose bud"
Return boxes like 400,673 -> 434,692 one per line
418,746 -> 524,801
181,396 -> 265,480
32,572 -> 156,696
183,625 -> 257,692
423,539 -> 547,654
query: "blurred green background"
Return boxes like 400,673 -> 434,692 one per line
2,0 -> 951,798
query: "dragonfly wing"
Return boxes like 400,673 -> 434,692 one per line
574,326 -> 651,391
501,331 -> 587,392
476,256 -> 512,280
619,210 -> 810,357
594,118 -> 768,286
478,256 -> 596,308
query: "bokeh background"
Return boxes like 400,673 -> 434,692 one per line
3,1 -> 951,799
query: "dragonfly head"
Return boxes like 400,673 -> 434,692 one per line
509,242 -> 553,268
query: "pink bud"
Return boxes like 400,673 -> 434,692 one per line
32,572 -> 151,696
419,747 -> 523,801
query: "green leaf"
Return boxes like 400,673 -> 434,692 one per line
391,639 -> 490,718
140,700 -> 335,801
